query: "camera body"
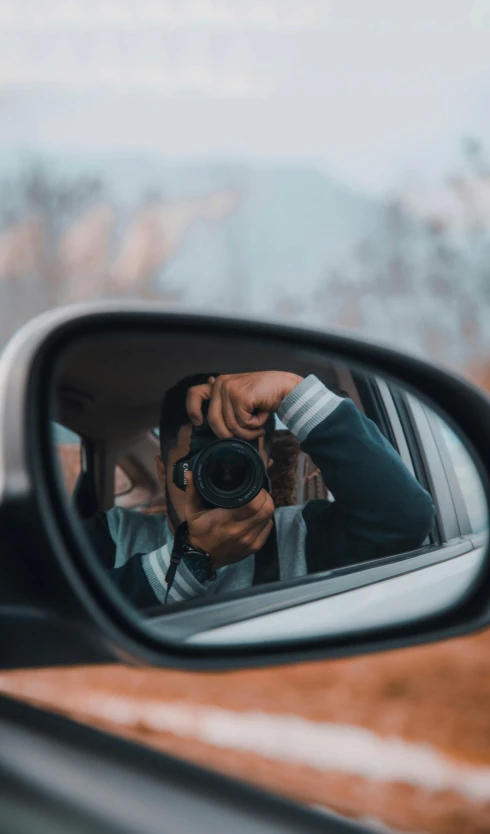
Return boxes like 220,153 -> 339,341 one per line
172,416 -> 268,509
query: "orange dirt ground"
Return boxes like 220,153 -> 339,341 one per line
4,626 -> 490,833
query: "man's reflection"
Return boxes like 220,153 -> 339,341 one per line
84,371 -> 435,607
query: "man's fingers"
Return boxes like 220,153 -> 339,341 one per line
223,514 -> 274,554
184,471 -> 205,518
248,489 -> 275,518
186,486 -> 275,568
231,399 -> 268,437
189,487 -> 273,527
221,386 -> 245,437
203,490 -> 273,527
245,499 -> 275,533
228,490 -> 274,521
207,378 -> 233,437
250,519 -> 274,552
186,384 -> 213,426
232,518 -> 274,554
228,398 -> 266,440
192,375 -> 271,439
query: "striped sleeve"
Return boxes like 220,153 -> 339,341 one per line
277,374 -> 343,443
141,543 -> 208,606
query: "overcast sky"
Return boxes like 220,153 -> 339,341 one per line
1,0 -> 490,195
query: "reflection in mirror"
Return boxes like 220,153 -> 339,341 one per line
49,330 -> 488,646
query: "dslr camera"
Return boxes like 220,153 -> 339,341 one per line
172,405 -> 268,509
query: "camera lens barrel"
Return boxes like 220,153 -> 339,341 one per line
193,438 -> 265,509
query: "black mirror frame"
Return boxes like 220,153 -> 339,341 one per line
1,302 -> 490,671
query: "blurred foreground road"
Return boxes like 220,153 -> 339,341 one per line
2,627 -> 490,833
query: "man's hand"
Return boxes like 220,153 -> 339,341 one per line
184,473 -> 275,570
187,371 -> 303,440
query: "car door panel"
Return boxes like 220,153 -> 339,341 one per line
0,694 -> 366,834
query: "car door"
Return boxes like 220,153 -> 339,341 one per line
0,691 -> 359,834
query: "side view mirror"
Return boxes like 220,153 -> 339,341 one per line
0,302 -> 489,671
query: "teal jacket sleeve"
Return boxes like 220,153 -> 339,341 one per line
278,376 -> 436,574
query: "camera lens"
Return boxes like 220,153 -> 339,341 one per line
205,447 -> 253,495
194,438 -> 266,508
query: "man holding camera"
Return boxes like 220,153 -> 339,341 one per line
85,371 -> 435,608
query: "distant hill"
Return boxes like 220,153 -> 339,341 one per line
1,152 -> 488,368
0,152 -> 386,311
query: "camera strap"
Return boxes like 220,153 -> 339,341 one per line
165,520 -> 187,604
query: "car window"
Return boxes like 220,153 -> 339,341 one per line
435,417 -> 488,535
52,422 -> 82,497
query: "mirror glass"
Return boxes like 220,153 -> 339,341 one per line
49,328 -> 488,648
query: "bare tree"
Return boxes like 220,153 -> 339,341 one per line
0,164 -> 104,342
298,139 -> 490,369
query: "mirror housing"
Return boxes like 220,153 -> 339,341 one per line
1,302 -> 490,671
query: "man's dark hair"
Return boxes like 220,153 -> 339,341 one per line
159,372 -> 276,460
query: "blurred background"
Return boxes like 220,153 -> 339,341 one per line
1,2 -> 490,832
2,0 -> 490,375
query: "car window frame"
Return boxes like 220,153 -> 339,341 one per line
374,378 -> 416,474
424,408 -> 483,536
354,381 -> 480,552
354,374 -> 403,454
368,378 -> 437,548
146,537 -> 475,629
393,391 -> 463,544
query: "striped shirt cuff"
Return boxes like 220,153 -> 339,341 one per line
277,374 -> 343,443
142,543 -> 207,605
